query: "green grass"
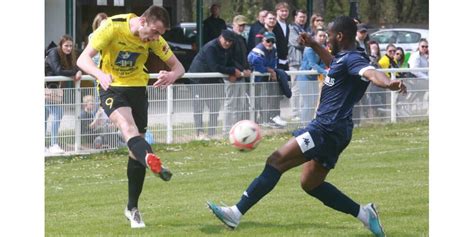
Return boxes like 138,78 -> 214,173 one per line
45,120 -> 429,237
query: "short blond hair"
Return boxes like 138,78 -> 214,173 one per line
83,95 -> 94,104
275,2 -> 289,11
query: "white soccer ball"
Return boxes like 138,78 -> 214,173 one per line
229,120 -> 262,151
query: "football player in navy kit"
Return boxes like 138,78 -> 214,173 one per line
206,16 -> 406,237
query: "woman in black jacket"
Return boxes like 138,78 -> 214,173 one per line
45,35 -> 82,154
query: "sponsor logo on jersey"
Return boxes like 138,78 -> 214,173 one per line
114,51 -> 140,67
324,75 -> 335,86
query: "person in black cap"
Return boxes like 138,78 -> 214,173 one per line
188,30 -> 249,140
247,31 -> 283,127
356,23 -> 370,54
222,15 -> 253,134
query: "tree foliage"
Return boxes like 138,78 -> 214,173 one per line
184,0 -> 428,28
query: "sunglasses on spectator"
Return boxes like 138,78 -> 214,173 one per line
316,18 -> 324,22
421,45 -> 428,48
265,39 -> 275,44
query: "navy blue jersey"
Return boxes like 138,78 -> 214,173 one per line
316,50 -> 375,125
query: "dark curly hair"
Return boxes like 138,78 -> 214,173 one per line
330,16 -> 357,43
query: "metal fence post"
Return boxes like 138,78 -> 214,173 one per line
74,80 -> 81,152
166,85 -> 174,144
390,72 -> 397,123
250,74 -> 256,122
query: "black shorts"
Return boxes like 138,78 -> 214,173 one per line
98,86 -> 149,134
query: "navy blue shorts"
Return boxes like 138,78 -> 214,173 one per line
292,119 -> 353,170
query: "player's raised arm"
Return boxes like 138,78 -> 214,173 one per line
298,32 -> 333,67
362,68 -> 407,94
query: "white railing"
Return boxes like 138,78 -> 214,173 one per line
44,68 -> 428,156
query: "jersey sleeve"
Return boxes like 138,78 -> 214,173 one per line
90,19 -> 114,51
346,52 -> 373,76
150,36 -> 174,62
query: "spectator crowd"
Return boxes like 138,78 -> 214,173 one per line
45,2 -> 429,151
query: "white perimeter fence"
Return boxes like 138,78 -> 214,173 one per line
44,68 -> 428,156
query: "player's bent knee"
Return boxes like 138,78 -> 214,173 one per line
120,124 -> 140,141
300,175 -> 324,193
265,151 -> 282,169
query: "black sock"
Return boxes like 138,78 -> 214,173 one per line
127,157 -> 146,210
305,181 -> 360,217
236,164 -> 282,215
127,136 -> 153,168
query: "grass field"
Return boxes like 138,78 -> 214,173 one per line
45,120 -> 429,236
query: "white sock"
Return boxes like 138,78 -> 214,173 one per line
230,205 -> 242,219
357,205 -> 369,226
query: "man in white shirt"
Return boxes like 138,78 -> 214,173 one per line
270,2 -> 291,127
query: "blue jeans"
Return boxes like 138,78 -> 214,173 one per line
45,103 -> 64,145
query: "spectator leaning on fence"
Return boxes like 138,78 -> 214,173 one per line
222,15 -> 253,134
45,34 -> 82,154
248,31 -> 278,127
408,38 -> 429,79
77,5 -> 185,229
188,30 -> 247,140
288,9 -> 309,122
254,11 -> 287,127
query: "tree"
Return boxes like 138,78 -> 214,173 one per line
191,0 -> 427,28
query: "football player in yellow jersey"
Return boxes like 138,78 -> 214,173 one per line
77,5 -> 185,228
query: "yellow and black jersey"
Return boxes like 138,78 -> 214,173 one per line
90,13 -> 174,87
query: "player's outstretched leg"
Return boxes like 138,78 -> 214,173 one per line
127,136 -> 172,181
206,201 -> 241,229
206,164 -> 282,229
361,203 -> 385,237
145,153 -> 173,181
124,206 -> 146,228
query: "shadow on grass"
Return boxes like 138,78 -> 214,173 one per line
199,221 -> 354,235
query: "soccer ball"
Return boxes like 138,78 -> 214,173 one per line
229,120 -> 262,151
